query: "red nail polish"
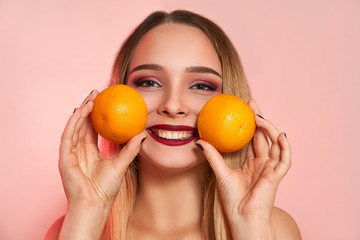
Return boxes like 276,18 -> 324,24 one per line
196,143 -> 203,151
141,136 -> 148,144
256,114 -> 264,119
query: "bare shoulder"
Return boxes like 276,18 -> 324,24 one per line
270,207 -> 302,240
44,215 -> 65,240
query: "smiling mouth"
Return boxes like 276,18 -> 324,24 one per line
147,124 -> 198,146
150,129 -> 194,140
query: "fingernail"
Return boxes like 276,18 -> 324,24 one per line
256,114 -> 264,119
73,108 -> 77,114
89,89 -> 94,95
141,136 -> 148,144
196,143 -> 204,151
284,133 -> 287,139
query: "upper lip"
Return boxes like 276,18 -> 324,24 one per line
147,124 -> 196,131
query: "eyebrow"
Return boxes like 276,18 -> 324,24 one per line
129,64 -> 164,74
129,64 -> 222,78
185,66 -> 222,78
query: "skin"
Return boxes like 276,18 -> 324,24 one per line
125,23 -> 222,239
45,23 -> 301,240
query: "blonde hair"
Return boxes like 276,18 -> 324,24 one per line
100,10 -> 251,240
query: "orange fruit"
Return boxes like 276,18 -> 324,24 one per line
197,94 -> 255,153
90,84 -> 147,144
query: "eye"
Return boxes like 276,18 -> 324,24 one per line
190,83 -> 216,91
135,79 -> 161,88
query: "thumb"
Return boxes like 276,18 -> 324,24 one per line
196,140 -> 230,180
112,131 -> 148,176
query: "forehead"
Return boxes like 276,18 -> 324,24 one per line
129,23 -> 221,72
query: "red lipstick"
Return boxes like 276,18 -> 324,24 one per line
147,124 -> 198,146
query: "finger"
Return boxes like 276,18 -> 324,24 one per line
80,89 -> 99,107
73,91 -> 99,143
84,109 -> 99,145
255,115 -> 281,160
60,109 -> 82,155
76,99 -> 99,146
76,100 -> 95,143
111,131 -> 148,176
248,99 -> 269,157
274,133 -> 291,178
196,140 -> 231,180
72,108 -> 86,144
246,138 -> 255,159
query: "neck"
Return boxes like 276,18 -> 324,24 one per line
129,158 -> 209,235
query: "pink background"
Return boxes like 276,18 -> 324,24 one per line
1,0 -> 359,239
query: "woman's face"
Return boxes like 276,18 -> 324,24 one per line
127,23 -> 222,171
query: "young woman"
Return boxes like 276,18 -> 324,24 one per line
46,10 -> 301,240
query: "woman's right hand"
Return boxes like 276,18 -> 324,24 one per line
59,89 -> 148,210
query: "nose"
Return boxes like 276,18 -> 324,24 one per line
158,92 -> 189,118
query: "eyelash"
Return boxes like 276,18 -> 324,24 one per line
190,83 -> 216,91
134,79 -> 161,88
134,79 -> 217,91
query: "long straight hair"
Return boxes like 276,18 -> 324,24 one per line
100,10 -> 251,240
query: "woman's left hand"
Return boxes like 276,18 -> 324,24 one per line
196,99 -> 291,240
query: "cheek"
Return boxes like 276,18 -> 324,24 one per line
193,100 -> 207,115
126,83 -> 158,112
185,95 -> 214,116
140,93 -> 161,113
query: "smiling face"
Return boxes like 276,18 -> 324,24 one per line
126,23 -> 223,171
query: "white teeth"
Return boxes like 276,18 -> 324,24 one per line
173,132 -> 179,139
152,129 -> 194,140
161,131 -> 167,138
